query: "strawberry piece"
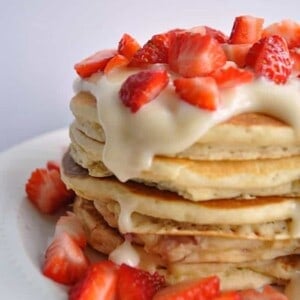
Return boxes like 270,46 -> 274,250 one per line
290,47 -> 300,71
130,33 -> 170,66
119,69 -> 169,112
25,167 -> 74,214
174,76 -> 219,111
46,160 -> 60,172
104,54 -> 129,74
246,35 -> 293,84
69,260 -> 119,300
262,19 -> 300,48
43,233 -> 89,285
211,66 -> 254,89
205,26 -> 229,43
222,43 -> 252,67
74,49 -> 117,78
229,15 -> 264,44
117,264 -> 166,300
153,276 -> 220,300
214,291 -> 241,300
118,33 -> 141,60
239,285 -> 287,300
168,32 -> 226,77
54,212 -> 87,248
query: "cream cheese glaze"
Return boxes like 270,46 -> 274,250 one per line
73,66 -> 300,182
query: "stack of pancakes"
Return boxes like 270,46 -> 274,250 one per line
61,91 -> 300,291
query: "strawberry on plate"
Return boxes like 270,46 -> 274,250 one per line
246,35 -> 293,84
174,76 -> 219,111
239,285 -> 288,300
104,54 -> 129,74
211,66 -> 254,89
43,233 -> 89,285
69,260 -> 119,300
153,276 -> 220,300
168,32 -> 226,77
117,263 -> 166,300
118,33 -> 141,60
119,69 -> 169,112
25,166 -> 74,214
54,212 -> 87,248
222,43 -> 252,67
229,15 -> 264,44
74,49 -> 117,78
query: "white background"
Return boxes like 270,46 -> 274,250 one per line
1,0 -> 299,151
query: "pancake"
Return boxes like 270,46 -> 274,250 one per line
70,92 -> 300,161
68,122 -> 300,201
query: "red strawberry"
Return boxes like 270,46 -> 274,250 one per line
189,26 -> 228,43
229,15 -> 264,44
168,32 -> 226,77
246,35 -> 293,84
74,49 -> 117,78
174,76 -> 219,111
46,160 -> 60,172
262,19 -> 300,48
104,54 -> 129,74
119,69 -> 169,112
25,167 -> 74,214
117,264 -> 166,300
69,260 -> 119,300
222,43 -> 252,67
211,66 -> 254,89
118,33 -> 141,60
42,233 -> 89,285
54,212 -> 87,248
239,285 -> 287,300
130,33 -> 170,66
153,276 -> 220,300
214,291 -> 241,300
290,47 -> 300,71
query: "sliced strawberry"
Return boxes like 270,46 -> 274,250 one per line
239,285 -> 287,300
153,276 -> 220,300
69,260 -> 118,300
117,264 -> 166,300
211,66 -> 254,89
168,32 -> 226,77
262,19 -> 300,48
174,76 -> 219,111
222,43 -> 252,67
46,160 -> 60,172
290,47 -> 300,71
214,291 -> 241,300
229,15 -> 264,44
118,33 -> 141,60
205,26 -> 229,43
25,167 -> 74,214
130,33 -> 170,66
74,49 -> 117,78
55,212 -> 87,248
246,35 -> 293,84
119,69 -> 169,112
104,54 -> 129,74
43,233 -> 89,285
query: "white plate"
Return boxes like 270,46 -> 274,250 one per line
0,129 -> 71,299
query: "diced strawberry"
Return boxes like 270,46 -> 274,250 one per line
74,49 -> 117,78
239,285 -> 288,300
153,276 -> 220,300
174,76 -> 219,111
117,264 -> 166,300
118,33 -> 141,60
205,26 -> 229,43
222,43 -> 252,67
214,291 -> 241,300
43,233 -> 89,285
246,35 -> 293,84
46,160 -> 60,172
130,33 -> 170,66
211,66 -> 254,89
168,32 -> 226,77
54,212 -> 87,248
69,260 -> 119,300
119,69 -> 169,112
290,47 -> 300,71
262,19 -> 300,48
229,15 -> 264,44
25,167 -> 74,214
104,54 -> 129,74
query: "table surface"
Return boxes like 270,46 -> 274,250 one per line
1,0 -> 299,152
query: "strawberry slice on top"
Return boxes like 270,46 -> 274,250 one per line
168,32 -> 226,77
119,69 -> 169,112
229,15 -> 264,44
118,33 -> 141,60
246,35 -> 293,84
